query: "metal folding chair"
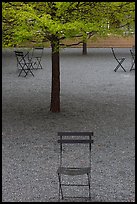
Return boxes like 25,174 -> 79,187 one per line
130,47 -> 135,71
14,51 -> 34,77
57,132 -> 94,201
31,47 -> 44,69
111,48 -> 126,72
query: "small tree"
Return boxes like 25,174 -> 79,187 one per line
2,2 -> 135,112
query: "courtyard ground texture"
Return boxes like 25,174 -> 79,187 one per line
2,48 -> 135,202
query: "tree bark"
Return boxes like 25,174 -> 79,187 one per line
82,42 -> 87,55
50,36 -> 60,112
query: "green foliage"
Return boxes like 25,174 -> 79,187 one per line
2,2 -> 135,48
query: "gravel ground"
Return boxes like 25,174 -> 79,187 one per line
2,48 -> 135,202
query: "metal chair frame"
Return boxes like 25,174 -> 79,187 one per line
31,47 -> 44,69
130,48 -> 135,71
14,51 -> 34,77
111,48 -> 126,72
57,132 -> 94,201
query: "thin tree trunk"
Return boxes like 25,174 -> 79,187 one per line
82,42 -> 87,55
50,37 -> 60,112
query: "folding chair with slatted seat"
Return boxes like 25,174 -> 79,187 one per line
14,51 -> 34,77
31,47 -> 44,69
111,47 -> 126,72
57,132 -> 94,201
130,47 -> 135,71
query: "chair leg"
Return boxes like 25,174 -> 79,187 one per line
18,68 -> 28,77
114,63 -> 121,72
58,173 -> 64,200
120,64 -> 126,72
36,58 -> 43,69
24,69 -> 34,77
114,64 -> 126,72
87,173 -> 91,200
130,61 -> 135,71
18,69 -> 23,77
24,63 -> 35,77
114,59 -> 126,72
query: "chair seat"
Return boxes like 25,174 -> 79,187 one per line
57,167 -> 91,176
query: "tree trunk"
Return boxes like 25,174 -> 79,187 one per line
50,37 -> 60,112
82,42 -> 87,55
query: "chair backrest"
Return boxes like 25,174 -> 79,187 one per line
32,47 -> 44,58
14,51 -> 24,56
111,47 -> 118,61
57,132 -> 94,168
132,45 -> 135,52
131,46 -> 135,56
14,51 -> 26,64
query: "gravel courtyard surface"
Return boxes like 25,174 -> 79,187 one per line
2,48 -> 135,202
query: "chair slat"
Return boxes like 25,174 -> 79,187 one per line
58,132 -> 93,136
58,139 -> 94,144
